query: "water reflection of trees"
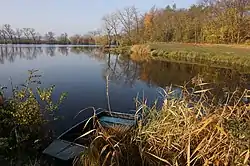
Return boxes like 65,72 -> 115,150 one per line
45,47 -> 56,57
97,53 -> 250,104
71,47 -> 106,62
71,48 -> 250,93
1,46 -> 249,95
99,54 -> 250,92
0,46 -> 45,63
136,60 -> 249,90
58,47 -> 69,56
136,60 -> 250,104
102,54 -> 140,87
0,46 -> 70,63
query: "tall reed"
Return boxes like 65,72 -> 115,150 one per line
77,77 -> 250,166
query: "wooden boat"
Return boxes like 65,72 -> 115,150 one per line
42,111 -> 137,161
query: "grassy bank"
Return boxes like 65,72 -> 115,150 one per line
129,43 -> 250,71
76,79 -> 250,166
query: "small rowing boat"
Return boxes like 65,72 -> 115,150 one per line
42,111 -> 136,161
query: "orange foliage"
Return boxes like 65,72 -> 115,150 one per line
144,13 -> 153,28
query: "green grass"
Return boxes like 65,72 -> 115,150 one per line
130,43 -> 250,71
149,43 -> 250,56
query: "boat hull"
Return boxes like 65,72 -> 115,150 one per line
43,111 -> 136,161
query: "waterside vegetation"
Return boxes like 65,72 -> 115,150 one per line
100,0 -> 250,70
0,70 -> 66,165
75,77 -> 250,165
128,43 -> 250,70
1,0 -> 250,165
1,0 -> 250,46
101,0 -> 250,45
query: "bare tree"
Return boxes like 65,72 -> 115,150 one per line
104,27 -> 113,47
29,28 -> 37,43
35,33 -> 42,44
131,6 -> 141,40
69,34 -> 82,45
22,28 -> 37,43
23,28 -> 31,41
63,32 -> 69,44
103,13 -> 121,45
88,29 -> 101,45
57,33 -> 69,44
0,29 -> 7,44
117,6 -> 141,44
16,28 -> 23,44
3,24 -> 15,43
45,31 -> 55,44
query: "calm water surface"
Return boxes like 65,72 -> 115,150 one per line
0,46 -> 160,134
0,46 -> 250,134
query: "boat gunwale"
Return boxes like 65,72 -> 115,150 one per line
43,111 -> 137,161
58,110 -> 136,139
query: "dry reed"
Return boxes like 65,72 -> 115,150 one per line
76,77 -> 250,166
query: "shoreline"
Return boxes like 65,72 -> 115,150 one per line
109,43 -> 250,72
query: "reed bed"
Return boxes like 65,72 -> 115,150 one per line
77,77 -> 250,166
136,84 -> 250,165
74,113 -> 142,166
130,45 -> 151,61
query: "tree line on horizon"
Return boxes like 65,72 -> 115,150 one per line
1,0 -> 250,46
0,24 -> 99,45
101,0 -> 250,45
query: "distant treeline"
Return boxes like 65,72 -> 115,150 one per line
1,0 -> 250,46
101,0 -> 250,45
0,25 -> 99,45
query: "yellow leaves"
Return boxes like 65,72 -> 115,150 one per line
37,86 -> 54,102
144,13 -> 153,28
3,70 -> 66,126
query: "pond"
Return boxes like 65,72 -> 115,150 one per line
0,46 -> 250,135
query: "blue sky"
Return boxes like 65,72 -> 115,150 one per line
0,0 -> 196,35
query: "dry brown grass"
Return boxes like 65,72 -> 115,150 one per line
76,78 -> 250,166
74,117 -> 142,166
130,45 -> 151,61
136,78 -> 250,166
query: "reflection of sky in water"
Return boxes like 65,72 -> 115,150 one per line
0,46 -> 160,134
1,46 -> 250,134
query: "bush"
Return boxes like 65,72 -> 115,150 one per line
0,70 -> 67,164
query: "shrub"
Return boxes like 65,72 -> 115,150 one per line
0,70 -> 67,164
